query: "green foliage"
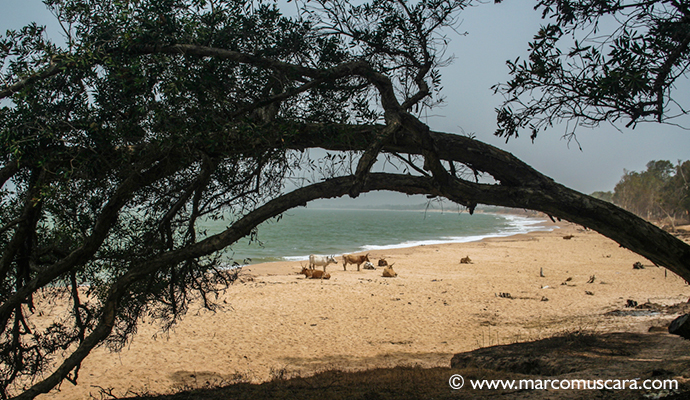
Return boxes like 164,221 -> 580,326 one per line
612,160 -> 689,224
2,2 -> 688,399
0,0 -> 468,397
493,0 -> 690,140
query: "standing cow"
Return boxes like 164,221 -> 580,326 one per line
342,253 -> 371,271
309,254 -> 338,272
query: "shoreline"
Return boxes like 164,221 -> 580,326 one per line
36,220 -> 690,400
243,217 -> 562,276
247,211 -> 556,264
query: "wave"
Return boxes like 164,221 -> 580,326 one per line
281,214 -> 554,261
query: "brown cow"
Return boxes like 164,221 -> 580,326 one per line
378,258 -> 388,267
342,253 -> 370,271
300,267 -> 331,280
300,266 -> 313,278
382,264 -> 397,278
310,270 -> 331,279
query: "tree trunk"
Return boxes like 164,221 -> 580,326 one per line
669,314 -> 690,339
278,124 -> 690,281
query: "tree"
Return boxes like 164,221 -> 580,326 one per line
0,1 -> 689,399
611,159 -> 690,227
493,0 -> 690,141
662,160 -> 690,221
613,160 -> 674,219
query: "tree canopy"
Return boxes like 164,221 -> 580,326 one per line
1,0 -> 689,399
493,0 -> 690,141
610,159 -> 690,225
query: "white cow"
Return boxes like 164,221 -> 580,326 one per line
362,261 -> 375,270
309,254 -> 338,271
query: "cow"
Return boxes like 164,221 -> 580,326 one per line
309,254 -> 338,272
300,266 -> 313,278
382,264 -> 397,278
342,253 -> 370,271
362,261 -> 375,270
378,258 -> 388,267
300,267 -> 330,279
310,270 -> 331,280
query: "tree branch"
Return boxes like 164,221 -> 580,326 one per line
0,157 -> 187,336
10,165 -> 690,399
0,162 -> 20,189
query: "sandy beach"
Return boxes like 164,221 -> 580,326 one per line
34,221 -> 690,399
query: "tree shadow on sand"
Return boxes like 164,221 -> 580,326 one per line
123,330 -> 690,400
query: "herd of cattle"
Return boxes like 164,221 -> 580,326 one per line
300,253 -> 397,280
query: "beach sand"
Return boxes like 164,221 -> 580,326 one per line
34,221 -> 690,399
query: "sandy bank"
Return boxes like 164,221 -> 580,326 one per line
35,222 -> 690,399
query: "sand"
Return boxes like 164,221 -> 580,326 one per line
33,221 -> 690,399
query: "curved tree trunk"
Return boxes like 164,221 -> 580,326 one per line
11,173 -> 690,399
3,8 -> 690,399
278,123 -> 690,280
6,53 -> 690,400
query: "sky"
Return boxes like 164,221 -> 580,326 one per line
2,0 -> 689,207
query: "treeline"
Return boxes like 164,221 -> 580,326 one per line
592,160 -> 690,228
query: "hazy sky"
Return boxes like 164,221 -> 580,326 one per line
3,0 -> 689,206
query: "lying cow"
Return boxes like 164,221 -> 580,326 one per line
378,258 -> 388,267
362,261 -> 375,270
309,254 -> 338,271
300,266 -> 313,278
300,267 -> 331,280
382,264 -> 397,278
311,270 -> 331,279
342,253 -> 370,271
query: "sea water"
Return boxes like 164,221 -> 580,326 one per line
199,208 -> 553,265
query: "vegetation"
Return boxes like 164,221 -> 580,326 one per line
0,0 -> 689,399
608,160 -> 690,228
493,0 -> 690,141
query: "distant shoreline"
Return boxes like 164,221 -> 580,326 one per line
206,208 -> 558,266
248,213 -> 559,268
304,204 -> 543,215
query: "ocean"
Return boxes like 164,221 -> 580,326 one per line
199,207 -> 553,265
